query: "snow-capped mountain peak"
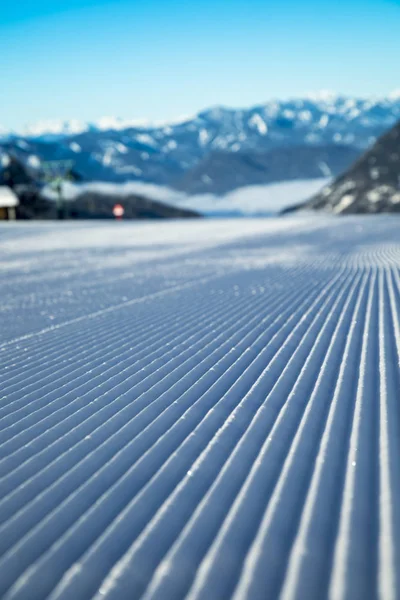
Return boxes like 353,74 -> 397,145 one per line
20,119 -> 87,138
305,90 -> 338,102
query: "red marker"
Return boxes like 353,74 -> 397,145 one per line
113,203 -> 124,220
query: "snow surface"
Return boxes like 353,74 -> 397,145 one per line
1,217 -> 400,600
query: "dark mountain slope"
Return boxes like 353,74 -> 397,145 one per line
283,120 -> 400,214
69,192 -> 200,220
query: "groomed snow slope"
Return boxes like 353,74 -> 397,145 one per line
0,217 -> 399,600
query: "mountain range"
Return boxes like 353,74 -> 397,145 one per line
2,93 -> 400,198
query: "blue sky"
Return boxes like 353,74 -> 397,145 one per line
1,0 -> 399,130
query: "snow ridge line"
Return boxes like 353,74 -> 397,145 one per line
97,271 -> 362,600
0,265 -> 310,410
0,269 -> 347,598
2,270 -> 342,588
0,285 -> 264,430
0,282 -> 278,483
0,270 -> 235,350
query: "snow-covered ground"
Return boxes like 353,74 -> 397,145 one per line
1,217 -> 399,600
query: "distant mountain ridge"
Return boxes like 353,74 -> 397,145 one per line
175,145 -> 360,195
2,93 -> 400,196
3,91 -> 400,139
